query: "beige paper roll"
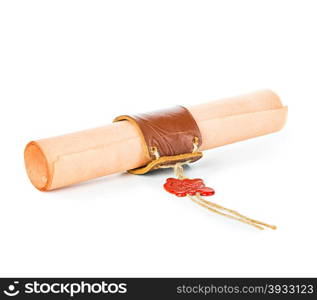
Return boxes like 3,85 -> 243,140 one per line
24,90 -> 287,191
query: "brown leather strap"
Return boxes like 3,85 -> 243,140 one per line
114,106 -> 203,174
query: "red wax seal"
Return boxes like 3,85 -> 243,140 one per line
163,178 -> 215,197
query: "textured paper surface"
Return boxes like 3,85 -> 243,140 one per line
24,90 -> 287,191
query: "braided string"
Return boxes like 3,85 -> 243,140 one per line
173,162 -> 276,230
157,137 -> 276,230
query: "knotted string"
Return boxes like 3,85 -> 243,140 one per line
157,136 -> 276,230
172,162 -> 276,230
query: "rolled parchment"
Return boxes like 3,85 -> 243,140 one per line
24,90 -> 287,191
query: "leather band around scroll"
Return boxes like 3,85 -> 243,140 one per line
24,90 -> 285,229
113,106 -> 203,174
113,104 -> 277,230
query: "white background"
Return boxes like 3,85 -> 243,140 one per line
0,0 -> 316,277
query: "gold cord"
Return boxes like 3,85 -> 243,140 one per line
187,194 -> 264,230
173,163 -> 276,230
195,194 -> 276,230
